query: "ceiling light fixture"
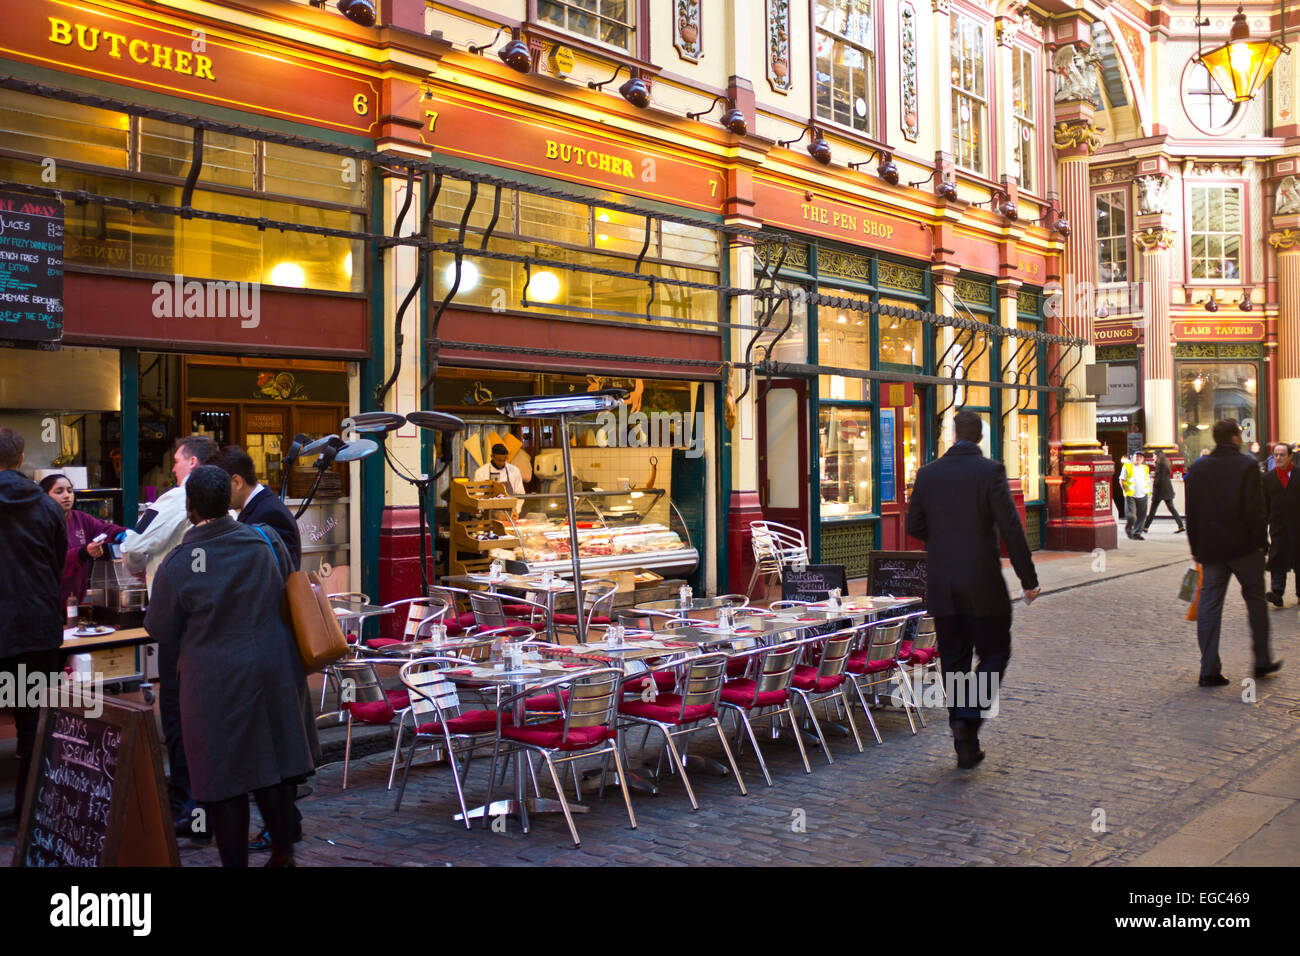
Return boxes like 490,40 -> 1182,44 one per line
687,94 -> 748,135
336,0 -> 377,27
1195,0 -> 1289,103
588,64 -> 652,108
778,123 -> 831,164
849,148 -> 899,185
1240,290 -> 1253,311
1204,294 -> 1220,313
467,25 -> 533,73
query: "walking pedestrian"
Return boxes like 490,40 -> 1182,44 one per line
121,434 -> 217,840
906,410 -> 1040,769
1264,442 -> 1299,608
1143,450 -> 1186,534
40,474 -> 128,605
0,428 -> 68,821
1184,419 -> 1281,686
1121,451 -> 1152,539
144,466 -> 317,867
1113,453 -> 1128,522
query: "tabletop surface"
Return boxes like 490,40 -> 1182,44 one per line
633,596 -> 743,613
60,625 -> 153,651
443,573 -> 581,593
329,598 -> 393,617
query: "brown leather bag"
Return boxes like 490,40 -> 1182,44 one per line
250,525 -> 348,672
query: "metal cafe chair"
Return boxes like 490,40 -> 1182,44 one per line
393,656 -> 514,824
788,626 -> 864,762
331,657 -> 412,790
844,614 -> 925,741
553,579 -> 619,638
746,524 -> 784,599
487,667 -> 636,847
897,616 -> 942,728
617,608 -> 685,630
468,590 -> 551,636
717,638 -> 815,786
425,585 -> 480,636
770,600 -> 812,612
365,597 -> 450,651
616,652 -> 746,809
747,520 -> 810,598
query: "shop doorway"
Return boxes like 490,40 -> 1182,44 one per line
880,391 -> 926,550
758,379 -> 808,536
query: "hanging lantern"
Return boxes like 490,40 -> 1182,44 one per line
1196,2 -> 1289,103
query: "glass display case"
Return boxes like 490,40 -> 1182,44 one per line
503,488 -> 698,575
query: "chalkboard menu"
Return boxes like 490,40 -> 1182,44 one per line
781,564 -> 849,602
0,191 -> 64,348
15,697 -> 178,867
867,551 -> 928,605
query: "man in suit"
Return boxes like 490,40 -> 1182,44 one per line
214,445 -> 302,570
1184,419 -> 1280,686
905,410 -> 1040,768
1263,442 -> 1298,607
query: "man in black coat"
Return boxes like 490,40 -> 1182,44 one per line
0,427 -> 68,819
1263,442 -> 1299,607
905,411 -> 1040,768
1184,419 -> 1280,685
214,445 -> 302,569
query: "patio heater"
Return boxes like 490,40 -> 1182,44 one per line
293,433 -> 378,519
344,410 -> 465,596
494,389 -> 628,643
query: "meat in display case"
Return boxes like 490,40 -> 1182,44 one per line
504,489 -> 698,576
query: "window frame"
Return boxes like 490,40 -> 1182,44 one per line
1010,43 -> 1038,196
1181,57 -> 1245,137
1184,181 -> 1247,286
949,7 -> 990,177
1094,187 -> 1130,289
527,0 -> 650,63
810,0 -> 884,140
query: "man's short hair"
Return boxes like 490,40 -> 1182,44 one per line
954,410 -> 983,444
0,427 -> 24,469
1276,442 -> 1295,457
186,464 -> 231,520
213,445 -> 257,486
176,435 -> 217,465
491,443 -> 508,456
1212,419 -> 1241,445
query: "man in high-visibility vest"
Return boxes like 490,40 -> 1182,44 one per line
1121,451 -> 1152,540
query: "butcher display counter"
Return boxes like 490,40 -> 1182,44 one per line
503,488 -> 698,576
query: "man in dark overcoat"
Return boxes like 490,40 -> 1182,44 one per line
144,465 -> 318,866
1264,442 -> 1299,607
905,410 -> 1040,769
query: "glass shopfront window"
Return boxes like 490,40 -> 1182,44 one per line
819,406 -> 873,518
817,286 -> 871,401
1177,361 -> 1260,460
878,297 -> 925,367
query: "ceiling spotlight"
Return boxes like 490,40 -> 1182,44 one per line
778,124 -> 832,165
468,25 -> 532,73
687,94 -> 748,135
1240,290 -> 1253,311
337,0 -> 376,27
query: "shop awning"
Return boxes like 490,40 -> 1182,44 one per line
1096,405 -> 1142,425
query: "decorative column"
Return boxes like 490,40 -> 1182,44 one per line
1044,31 -> 1117,550
998,280 -> 1023,479
1269,223 -> 1300,442
932,265 -> 960,453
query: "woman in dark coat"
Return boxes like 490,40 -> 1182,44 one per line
144,465 -> 317,867
1264,442 -> 1299,605
40,474 -> 128,605
1143,450 -> 1185,533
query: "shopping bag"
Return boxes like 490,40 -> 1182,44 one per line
1185,565 -> 1203,622
1177,566 -> 1199,602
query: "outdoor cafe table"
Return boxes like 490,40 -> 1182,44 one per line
633,595 -> 745,618
368,637 -> 480,659
776,595 -> 924,623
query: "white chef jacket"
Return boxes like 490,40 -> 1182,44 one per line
474,461 -> 526,497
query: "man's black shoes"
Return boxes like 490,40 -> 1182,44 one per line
955,742 -> 986,769
1267,592 -> 1284,608
1198,674 -> 1230,687
1254,660 -> 1283,678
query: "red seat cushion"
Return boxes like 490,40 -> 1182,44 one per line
525,689 -> 571,711
622,671 -> 678,694
725,658 -> 748,678
553,613 -> 613,626
456,611 -> 478,627
366,637 -> 404,649
791,665 -> 846,693
444,619 -> 465,636
502,604 -> 533,615
502,720 -> 616,751
416,709 -> 512,736
720,679 -> 788,707
907,647 -> 938,665
899,640 -> 914,659
619,694 -> 716,724
345,689 -> 410,725
846,652 -> 895,675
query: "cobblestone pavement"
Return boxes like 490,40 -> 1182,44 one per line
172,561 -> 1300,866
3,549 -> 1296,867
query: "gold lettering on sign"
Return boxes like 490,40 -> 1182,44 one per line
543,139 -> 634,179
800,201 -> 896,240
47,17 -> 216,81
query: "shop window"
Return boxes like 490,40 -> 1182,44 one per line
1095,190 -> 1129,284
819,406 -> 873,518
264,142 -> 366,207
518,192 -> 593,248
953,330 -> 991,408
1011,46 -> 1036,193
1177,362 -> 1259,460
1188,186 -> 1242,280
1016,319 -> 1043,501
754,279 -> 809,365
139,119 -> 256,190
0,91 -> 129,170
817,287 -> 871,402
878,296 -> 924,367
950,12 -> 987,175
814,0 -> 876,136
537,0 -> 635,53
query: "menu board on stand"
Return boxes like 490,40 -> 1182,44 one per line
0,192 -> 63,349
867,550 -> 928,606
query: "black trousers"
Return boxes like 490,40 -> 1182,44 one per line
1144,493 -> 1184,531
0,648 -> 62,820
157,641 -> 193,824
207,781 -> 297,867
1269,567 -> 1298,600
1196,550 -> 1271,679
933,614 -> 1012,733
